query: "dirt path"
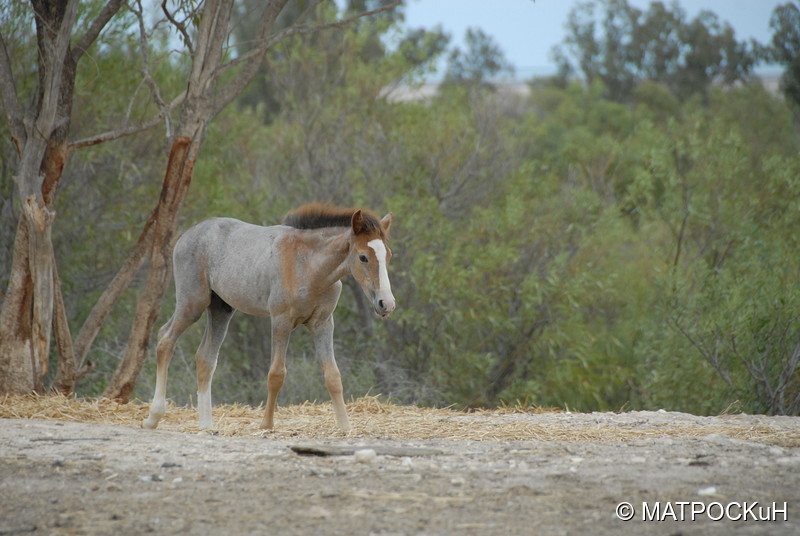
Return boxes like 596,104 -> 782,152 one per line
1,410 -> 799,535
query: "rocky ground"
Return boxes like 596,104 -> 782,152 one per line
1,410 -> 799,535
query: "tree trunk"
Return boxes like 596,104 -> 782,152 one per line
23,196 -> 57,390
0,218 -> 36,394
0,0 -> 122,396
0,186 -> 64,396
52,259 -> 78,394
102,0 -> 234,401
103,135 -> 200,401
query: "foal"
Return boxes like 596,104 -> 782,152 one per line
142,204 -> 395,432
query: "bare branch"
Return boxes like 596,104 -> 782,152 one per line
276,0 -> 401,41
71,0 -> 124,63
67,91 -> 186,149
220,0 -> 320,72
69,0 -> 195,151
0,31 -> 25,147
129,0 -> 173,137
211,0 -> 401,117
162,0 -> 194,56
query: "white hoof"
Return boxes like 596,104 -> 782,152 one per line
142,416 -> 159,429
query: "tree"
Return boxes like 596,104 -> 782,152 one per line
234,0 -> 411,123
769,2 -> 800,112
443,28 -> 514,89
0,0 -> 124,395
553,0 -> 760,102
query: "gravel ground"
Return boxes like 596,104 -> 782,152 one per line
1,411 -> 798,535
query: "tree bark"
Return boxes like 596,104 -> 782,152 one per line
103,135 -> 200,401
53,256 -> 79,394
23,196 -> 57,391
0,218 -> 36,394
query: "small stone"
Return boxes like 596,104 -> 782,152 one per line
697,486 -> 717,496
354,449 -> 377,464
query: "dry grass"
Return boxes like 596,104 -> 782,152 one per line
1,393 -> 798,447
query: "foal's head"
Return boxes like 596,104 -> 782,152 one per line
349,209 -> 395,318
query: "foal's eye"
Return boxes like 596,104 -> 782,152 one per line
359,253 -> 369,263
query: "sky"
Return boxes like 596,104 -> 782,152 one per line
402,0 -> 785,78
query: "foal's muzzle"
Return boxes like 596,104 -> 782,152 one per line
374,295 -> 396,318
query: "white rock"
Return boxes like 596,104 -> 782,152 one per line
697,486 -> 717,496
353,449 -> 377,464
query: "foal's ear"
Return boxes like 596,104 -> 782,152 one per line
380,212 -> 392,235
351,209 -> 365,235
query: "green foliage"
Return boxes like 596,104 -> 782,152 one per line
769,2 -> 800,111
553,0 -> 760,102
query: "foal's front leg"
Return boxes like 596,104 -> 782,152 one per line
310,316 -> 351,433
261,318 -> 291,430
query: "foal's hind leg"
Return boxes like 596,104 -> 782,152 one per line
142,304 -> 204,429
196,293 -> 234,429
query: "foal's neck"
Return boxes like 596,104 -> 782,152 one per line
307,229 -> 352,288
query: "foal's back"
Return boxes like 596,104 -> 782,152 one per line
174,217 -> 288,317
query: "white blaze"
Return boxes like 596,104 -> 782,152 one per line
367,238 -> 394,307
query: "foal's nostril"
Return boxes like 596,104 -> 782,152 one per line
378,299 -> 385,311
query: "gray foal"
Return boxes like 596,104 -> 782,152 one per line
142,204 -> 395,432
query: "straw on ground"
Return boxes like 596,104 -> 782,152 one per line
1,394 -> 797,447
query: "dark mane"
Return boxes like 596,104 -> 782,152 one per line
283,203 -> 385,236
